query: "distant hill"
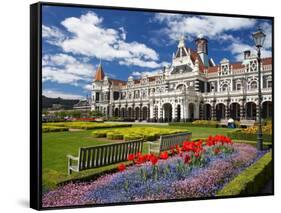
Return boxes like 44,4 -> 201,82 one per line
42,95 -> 79,110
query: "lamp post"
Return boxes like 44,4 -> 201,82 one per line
252,28 -> 266,151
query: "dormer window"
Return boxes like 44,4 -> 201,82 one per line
219,58 -> 230,76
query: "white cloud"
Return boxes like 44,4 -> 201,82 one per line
43,12 -> 163,68
228,42 -> 272,61
260,22 -> 272,49
42,53 -> 96,84
43,89 -> 84,100
154,14 -> 256,42
42,25 -> 65,45
83,84 -> 93,91
132,69 -> 161,77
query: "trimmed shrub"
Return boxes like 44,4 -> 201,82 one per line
43,122 -> 132,130
228,130 -> 272,142
92,132 -> 107,138
169,120 -> 218,128
123,134 -> 143,141
143,133 -> 157,141
43,126 -> 69,133
106,133 -> 124,140
217,151 -> 272,196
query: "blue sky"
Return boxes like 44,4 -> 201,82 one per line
42,5 -> 272,99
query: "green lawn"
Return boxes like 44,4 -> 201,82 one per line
42,125 -> 236,191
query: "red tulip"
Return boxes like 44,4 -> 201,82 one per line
127,153 -> 135,161
194,151 -> 200,158
117,163 -> 126,172
150,155 -> 158,165
184,155 -> 191,164
160,151 -> 169,160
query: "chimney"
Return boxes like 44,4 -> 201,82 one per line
244,50 -> 251,59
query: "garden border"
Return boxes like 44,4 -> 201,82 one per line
216,151 -> 272,196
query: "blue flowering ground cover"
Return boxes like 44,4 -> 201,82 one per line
42,143 -> 267,207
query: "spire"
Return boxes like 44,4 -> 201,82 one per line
95,63 -> 105,81
178,35 -> 185,48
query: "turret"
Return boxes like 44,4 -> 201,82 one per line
195,34 -> 209,67
94,64 -> 105,81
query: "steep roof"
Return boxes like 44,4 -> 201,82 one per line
95,64 -> 105,81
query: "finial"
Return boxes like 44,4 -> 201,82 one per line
178,35 -> 185,48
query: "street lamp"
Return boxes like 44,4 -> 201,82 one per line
252,28 -> 266,151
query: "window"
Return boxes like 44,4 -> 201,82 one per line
250,81 -> 257,89
222,84 -> 228,92
236,83 -> 241,91
268,80 -> 272,88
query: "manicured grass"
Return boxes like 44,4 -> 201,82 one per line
42,125 -> 236,190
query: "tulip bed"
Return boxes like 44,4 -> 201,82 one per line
42,135 -> 268,207
92,127 -> 187,141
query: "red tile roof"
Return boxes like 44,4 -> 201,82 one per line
110,79 -> 127,86
208,66 -> 219,73
262,57 -> 272,65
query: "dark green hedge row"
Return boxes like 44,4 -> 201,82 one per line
216,151 -> 272,196
227,130 -> 272,142
169,122 -> 217,128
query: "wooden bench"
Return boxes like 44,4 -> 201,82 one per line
147,132 -> 192,154
218,119 -> 228,127
240,119 -> 256,128
67,139 -> 144,175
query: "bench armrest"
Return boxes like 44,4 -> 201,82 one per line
67,154 -> 79,161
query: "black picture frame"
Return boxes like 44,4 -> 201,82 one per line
30,1 -> 274,210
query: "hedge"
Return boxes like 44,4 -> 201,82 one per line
43,122 -> 132,130
106,132 -> 124,140
92,127 -> 187,141
169,120 -> 218,128
228,130 -> 272,142
42,126 -> 69,133
216,151 -> 272,196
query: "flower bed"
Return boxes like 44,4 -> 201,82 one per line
92,127 -> 187,141
43,122 -> 132,131
42,135 -> 267,207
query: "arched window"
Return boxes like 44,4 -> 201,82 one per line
250,81 -> 257,90
222,84 -> 229,92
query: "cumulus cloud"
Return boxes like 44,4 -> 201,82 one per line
132,69 -> 162,77
42,25 -> 65,45
83,84 -> 93,91
43,12 -> 163,68
42,53 -> 95,84
153,13 -> 256,42
43,89 -> 84,100
228,42 -> 272,61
